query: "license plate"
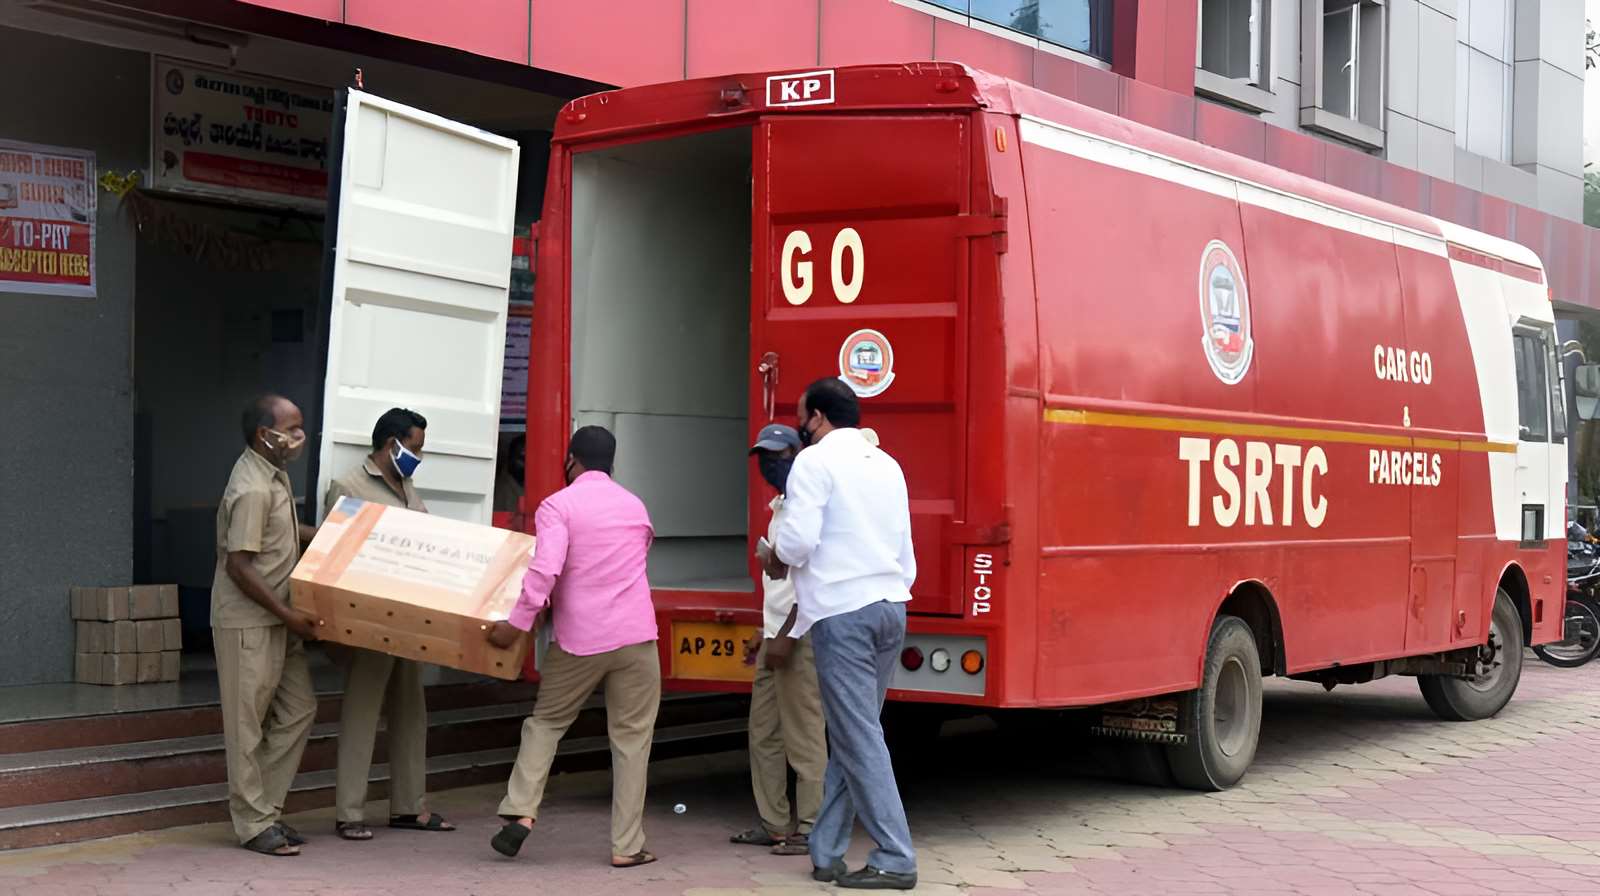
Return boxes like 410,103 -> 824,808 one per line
671,622 -> 760,682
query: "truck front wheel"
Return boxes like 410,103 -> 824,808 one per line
1419,589 -> 1523,722
1166,614 -> 1264,791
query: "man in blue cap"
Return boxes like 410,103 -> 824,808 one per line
730,423 -> 827,857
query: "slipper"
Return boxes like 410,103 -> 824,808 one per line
611,850 -> 657,868
491,821 -> 531,857
335,822 -> 374,841
389,812 -> 455,831
276,822 -> 307,846
241,826 -> 299,857
729,827 -> 781,847
771,833 -> 810,856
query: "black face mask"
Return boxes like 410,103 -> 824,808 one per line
759,455 -> 793,493
797,416 -> 817,447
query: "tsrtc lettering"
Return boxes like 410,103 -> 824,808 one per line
1180,438 -> 1328,528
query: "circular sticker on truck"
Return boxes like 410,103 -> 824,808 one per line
838,329 -> 895,398
1198,240 -> 1254,385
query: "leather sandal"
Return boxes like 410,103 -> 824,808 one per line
491,820 -> 531,857
390,812 -> 455,831
335,821 -> 374,841
611,850 -> 657,868
241,826 -> 299,856
729,827 -> 781,847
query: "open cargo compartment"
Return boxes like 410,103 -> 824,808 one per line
569,127 -> 755,593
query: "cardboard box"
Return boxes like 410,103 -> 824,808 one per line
74,653 -> 98,684
290,497 -> 534,680
136,652 -> 164,683
161,650 -> 181,682
75,621 -> 104,655
162,618 -> 183,651
110,620 -> 138,654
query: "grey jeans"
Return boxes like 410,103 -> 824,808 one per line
808,600 -> 916,875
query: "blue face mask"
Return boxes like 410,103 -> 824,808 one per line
392,443 -> 422,478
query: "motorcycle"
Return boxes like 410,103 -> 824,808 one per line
1532,524 -> 1600,668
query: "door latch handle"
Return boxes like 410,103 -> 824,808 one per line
758,351 -> 780,422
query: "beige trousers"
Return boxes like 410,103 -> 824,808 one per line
334,648 -> 428,823
214,625 -> 317,844
499,641 -> 660,856
749,636 -> 828,836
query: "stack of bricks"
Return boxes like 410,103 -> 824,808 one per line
71,585 -> 183,685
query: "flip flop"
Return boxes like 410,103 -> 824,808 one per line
241,826 -> 299,857
611,850 -> 657,869
389,812 -> 455,831
729,827 -> 781,846
336,822 -> 374,841
491,821 -> 531,857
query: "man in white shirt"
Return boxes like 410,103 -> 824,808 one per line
769,378 -> 917,891
730,424 -> 827,857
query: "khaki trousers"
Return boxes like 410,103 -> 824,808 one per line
334,648 -> 428,823
214,625 -> 317,844
749,636 -> 827,837
499,641 -> 660,856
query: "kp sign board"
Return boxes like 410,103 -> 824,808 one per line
0,139 -> 96,298
151,58 -> 334,210
766,70 -> 835,108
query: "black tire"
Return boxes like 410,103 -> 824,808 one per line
1531,597 -> 1600,668
1419,589 -> 1524,721
1165,615 -> 1264,791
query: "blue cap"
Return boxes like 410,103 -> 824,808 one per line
750,423 -> 801,455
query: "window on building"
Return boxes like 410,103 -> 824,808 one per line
1455,0 -> 1514,162
1319,0 -> 1384,128
932,0 -> 1114,61
1197,0 -> 1268,86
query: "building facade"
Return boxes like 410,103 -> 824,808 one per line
0,0 -> 1594,686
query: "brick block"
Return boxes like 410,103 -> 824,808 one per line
75,587 -> 132,621
159,584 -> 180,618
136,652 -> 164,684
135,620 -> 164,653
103,654 -> 139,686
110,620 -> 138,654
162,618 -> 183,652
161,651 -> 181,682
129,587 -> 164,620
77,620 -> 107,654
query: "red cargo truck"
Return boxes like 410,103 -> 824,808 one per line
317,64 -> 1567,791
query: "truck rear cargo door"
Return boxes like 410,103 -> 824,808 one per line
753,115 -> 971,616
314,90 -> 520,525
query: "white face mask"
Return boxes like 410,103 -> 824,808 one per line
264,428 -> 306,461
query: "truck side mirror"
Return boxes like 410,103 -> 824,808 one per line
1576,364 -> 1600,421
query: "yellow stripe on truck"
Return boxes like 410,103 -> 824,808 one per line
1042,408 -> 1517,454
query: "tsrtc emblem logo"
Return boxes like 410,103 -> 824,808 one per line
1198,240 -> 1254,384
838,329 -> 895,398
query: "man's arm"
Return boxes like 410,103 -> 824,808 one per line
897,519 -> 918,592
509,500 -> 570,632
763,605 -> 800,669
773,456 -> 830,568
223,490 -> 317,639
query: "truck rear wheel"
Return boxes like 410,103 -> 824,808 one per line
1166,615 -> 1263,791
1419,589 -> 1523,721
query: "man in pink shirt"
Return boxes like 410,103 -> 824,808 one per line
484,426 -> 661,868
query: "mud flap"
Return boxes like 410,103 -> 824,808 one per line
1090,695 -> 1191,746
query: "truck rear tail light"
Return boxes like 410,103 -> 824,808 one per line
960,650 -> 984,674
929,648 -> 951,673
900,647 -> 924,671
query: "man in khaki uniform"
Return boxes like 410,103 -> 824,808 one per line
324,408 -> 455,841
212,394 -> 321,857
732,424 -> 827,856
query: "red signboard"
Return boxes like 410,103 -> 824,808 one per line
0,140 -> 95,298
